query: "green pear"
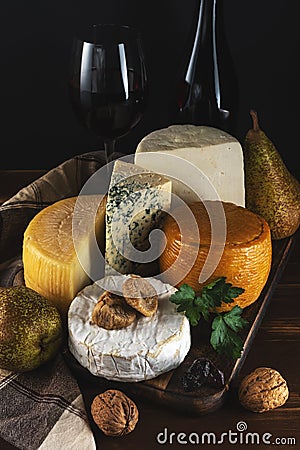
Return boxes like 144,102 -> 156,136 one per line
0,286 -> 62,372
243,110 -> 300,240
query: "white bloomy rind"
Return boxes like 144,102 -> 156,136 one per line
68,276 -> 191,382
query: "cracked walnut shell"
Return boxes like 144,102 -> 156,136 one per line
91,389 -> 139,436
238,367 -> 289,413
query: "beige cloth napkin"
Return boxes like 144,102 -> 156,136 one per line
0,150 -> 120,449
0,150 -> 109,265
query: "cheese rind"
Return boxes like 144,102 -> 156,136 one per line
23,195 -> 106,317
105,160 -> 172,275
159,201 -> 272,311
135,124 -> 245,206
68,275 -> 191,382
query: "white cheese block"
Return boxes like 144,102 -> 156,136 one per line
68,275 -> 191,382
135,124 -> 245,206
105,160 -> 172,275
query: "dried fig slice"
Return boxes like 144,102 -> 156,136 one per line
98,291 -> 123,307
122,275 -> 158,317
91,291 -> 136,330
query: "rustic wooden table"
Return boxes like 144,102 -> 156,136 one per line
0,170 -> 299,450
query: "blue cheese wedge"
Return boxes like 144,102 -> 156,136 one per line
68,276 -> 191,382
135,124 -> 245,206
105,160 -> 172,275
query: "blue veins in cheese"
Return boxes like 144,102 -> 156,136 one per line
135,124 -> 245,207
105,159 -> 172,275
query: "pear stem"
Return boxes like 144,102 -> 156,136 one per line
250,109 -> 260,131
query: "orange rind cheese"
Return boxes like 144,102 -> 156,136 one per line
159,201 -> 272,311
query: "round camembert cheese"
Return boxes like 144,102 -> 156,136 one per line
68,275 -> 191,382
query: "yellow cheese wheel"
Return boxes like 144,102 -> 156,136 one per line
23,195 -> 106,318
159,201 -> 272,311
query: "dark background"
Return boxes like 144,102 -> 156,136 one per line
1,0 -> 299,178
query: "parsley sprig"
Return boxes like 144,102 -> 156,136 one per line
170,277 -> 248,359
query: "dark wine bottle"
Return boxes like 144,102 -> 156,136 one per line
170,0 -> 238,134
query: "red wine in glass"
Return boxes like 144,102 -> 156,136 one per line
69,24 -> 148,160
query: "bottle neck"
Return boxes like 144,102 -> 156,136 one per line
171,0 -> 237,134
185,0 -> 216,85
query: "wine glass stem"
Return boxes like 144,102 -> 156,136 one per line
104,139 -> 116,163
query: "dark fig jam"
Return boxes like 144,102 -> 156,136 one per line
182,358 -> 225,391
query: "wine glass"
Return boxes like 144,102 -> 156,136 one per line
69,24 -> 148,161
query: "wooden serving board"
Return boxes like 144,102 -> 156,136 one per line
63,235 -> 295,415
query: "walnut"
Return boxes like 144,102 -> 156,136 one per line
122,274 -> 158,317
91,389 -> 139,436
238,367 -> 289,413
91,291 -> 136,330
